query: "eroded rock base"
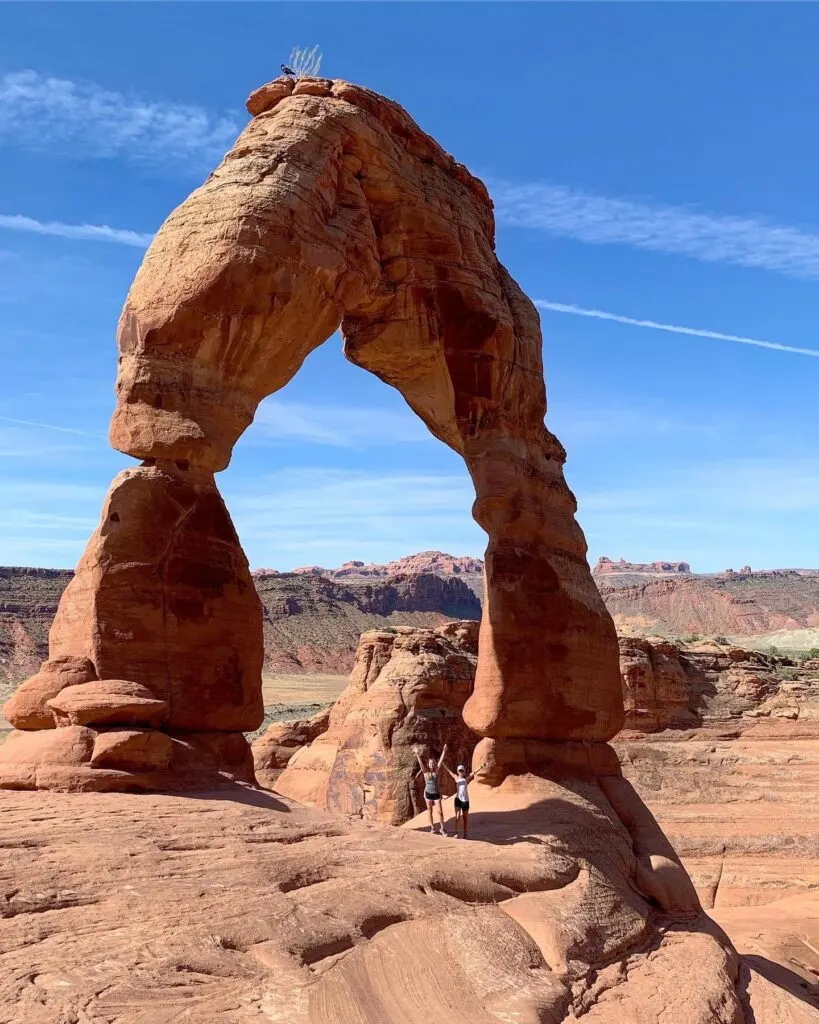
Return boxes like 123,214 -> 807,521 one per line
0,726 -> 254,791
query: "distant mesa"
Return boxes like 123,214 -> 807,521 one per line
593,556 -> 692,576
283,551 -> 485,581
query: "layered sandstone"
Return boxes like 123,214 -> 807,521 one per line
1,75 -> 622,790
1,465 -> 263,788
289,551 -> 485,600
603,572 -> 819,635
256,570 -> 480,675
271,621 -> 479,822
618,637 -> 780,732
614,637 -> 819,915
4,556 -> 819,695
252,707 -> 331,777
594,556 -> 692,576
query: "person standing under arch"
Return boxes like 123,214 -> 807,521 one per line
413,744 -> 448,835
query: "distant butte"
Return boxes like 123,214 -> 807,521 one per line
593,555 -> 693,575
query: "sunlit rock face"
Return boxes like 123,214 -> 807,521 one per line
1,74 -> 620,791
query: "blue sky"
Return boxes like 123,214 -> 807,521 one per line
1,3 -> 818,572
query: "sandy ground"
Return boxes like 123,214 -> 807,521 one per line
261,674 -> 348,706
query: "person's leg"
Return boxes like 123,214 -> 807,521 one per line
426,799 -> 435,832
462,807 -> 469,838
453,803 -> 461,837
437,799 -> 447,834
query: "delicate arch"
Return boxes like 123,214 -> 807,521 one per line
1,78 -> 622,790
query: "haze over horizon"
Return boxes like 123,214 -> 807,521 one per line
1,4 -> 817,573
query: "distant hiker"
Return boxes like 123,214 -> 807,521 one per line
413,743 -> 448,835
280,63 -> 296,77
442,760 -> 485,839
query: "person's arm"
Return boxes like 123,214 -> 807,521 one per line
468,763 -> 487,782
441,763 -> 458,781
412,745 -> 426,774
436,743 -> 448,770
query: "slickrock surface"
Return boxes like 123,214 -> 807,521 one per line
5,774 -> 811,1024
615,637 -> 819,916
272,621 -> 479,822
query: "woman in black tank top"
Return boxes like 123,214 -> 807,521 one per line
413,743 -> 448,835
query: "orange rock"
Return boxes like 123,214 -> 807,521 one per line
90,729 -> 172,771
48,681 -> 168,728
252,707 -> 331,775
273,622 -> 480,822
618,636 -> 781,732
245,75 -> 293,115
2,77 -> 622,789
168,730 -> 255,785
48,464 -> 264,734
4,655 -> 96,729
0,725 -> 94,767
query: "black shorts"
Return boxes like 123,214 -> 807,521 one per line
424,792 -> 440,803
454,797 -> 470,811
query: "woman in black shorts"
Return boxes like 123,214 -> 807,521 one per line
413,743 -> 448,835
442,760 -> 485,839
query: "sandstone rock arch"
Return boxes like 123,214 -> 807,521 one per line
1,77 -> 622,790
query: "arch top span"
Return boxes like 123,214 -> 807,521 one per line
112,76 -> 546,471
0,77 -> 622,792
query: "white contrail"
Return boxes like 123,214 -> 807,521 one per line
535,300 -> 819,358
0,214 -> 152,248
0,414 -> 105,438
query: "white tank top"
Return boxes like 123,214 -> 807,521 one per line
456,777 -> 469,802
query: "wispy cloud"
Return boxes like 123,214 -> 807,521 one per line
0,70 -> 240,169
494,180 -> 819,280
226,467 -> 483,568
252,399 -> 433,448
536,300 -> 819,358
0,214 -> 152,248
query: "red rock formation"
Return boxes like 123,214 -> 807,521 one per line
291,550 -> 484,581
602,573 -> 819,635
594,556 -> 692,575
618,636 -> 781,732
270,621 -> 480,823
1,75 -> 621,790
252,707 -> 330,777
